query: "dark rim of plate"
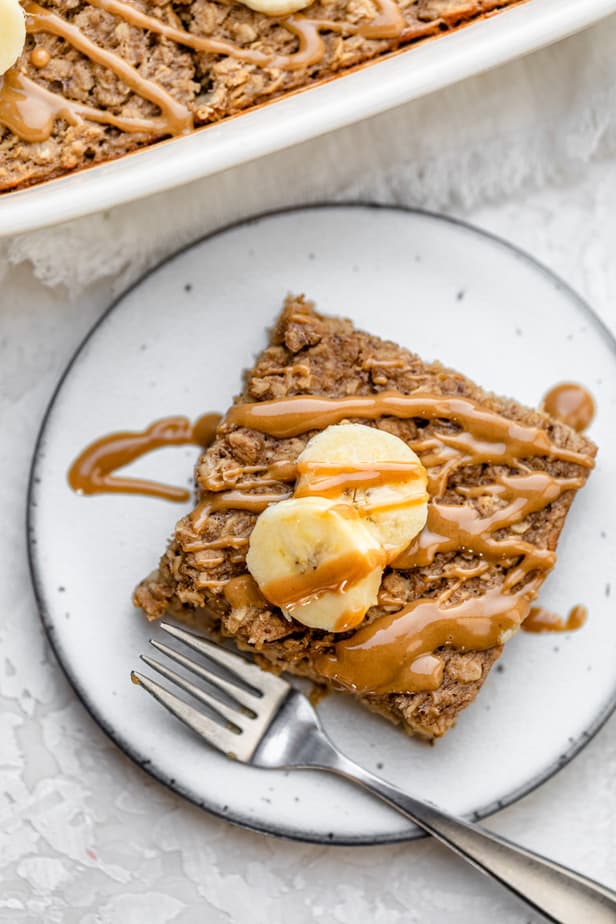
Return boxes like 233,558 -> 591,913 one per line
27,202 -> 616,846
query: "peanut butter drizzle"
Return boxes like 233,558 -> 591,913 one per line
359,493 -> 429,516
542,383 -> 595,433
185,536 -> 249,551
1,0 -> 430,143
263,548 -> 384,613
378,563 -> 490,611
30,47 -> 50,68
0,71 -> 161,143
392,472 -> 584,571
90,0 -> 409,70
335,607 -> 374,633
295,459 -> 424,498
199,458 -> 297,493
190,487 -> 293,530
208,489 -> 292,513
68,413 -> 220,502
223,390 -> 592,693
223,574 -> 267,609
88,0 -> 273,66
224,392 -> 593,469
522,604 -> 587,634
67,384 -> 591,693
316,585 -> 536,694
405,654 -> 444,690
25,2 -> 193,135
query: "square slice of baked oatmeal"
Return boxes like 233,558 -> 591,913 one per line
135,295 -> 596,739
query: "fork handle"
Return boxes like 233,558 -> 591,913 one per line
320,746 -> 616,924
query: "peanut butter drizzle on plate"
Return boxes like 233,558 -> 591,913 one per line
0,0 -> 420,142
222,389 -> 593,692
68,413 -> 220,502
541,382 -> 595,433
522,604 -> 587,634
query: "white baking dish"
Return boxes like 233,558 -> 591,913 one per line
1,0 -> 615,236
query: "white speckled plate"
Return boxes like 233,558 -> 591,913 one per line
29,205 -> 616,844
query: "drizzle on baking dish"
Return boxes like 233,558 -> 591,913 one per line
0,0 -> 428,142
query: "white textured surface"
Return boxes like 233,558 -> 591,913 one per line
3,32 -> 616,924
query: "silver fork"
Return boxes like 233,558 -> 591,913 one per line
133,621 -> 616,924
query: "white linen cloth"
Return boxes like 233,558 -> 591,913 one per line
2,14 -> 616,292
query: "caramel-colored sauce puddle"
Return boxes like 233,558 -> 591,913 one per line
522,605 -> 588,634
541,382 -> 595,433
68,413 -> 220,502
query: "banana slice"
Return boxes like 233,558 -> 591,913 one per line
238,0 -> 312,14
0,0 -> 26,76
246,496 -> 385,632
295,423 -> 428,562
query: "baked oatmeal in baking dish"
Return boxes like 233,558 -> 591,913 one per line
0,0 -> 523,191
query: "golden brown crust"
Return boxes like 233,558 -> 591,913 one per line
134,296 -> 596,740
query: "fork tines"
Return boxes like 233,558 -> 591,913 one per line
132,622 -> 289,761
